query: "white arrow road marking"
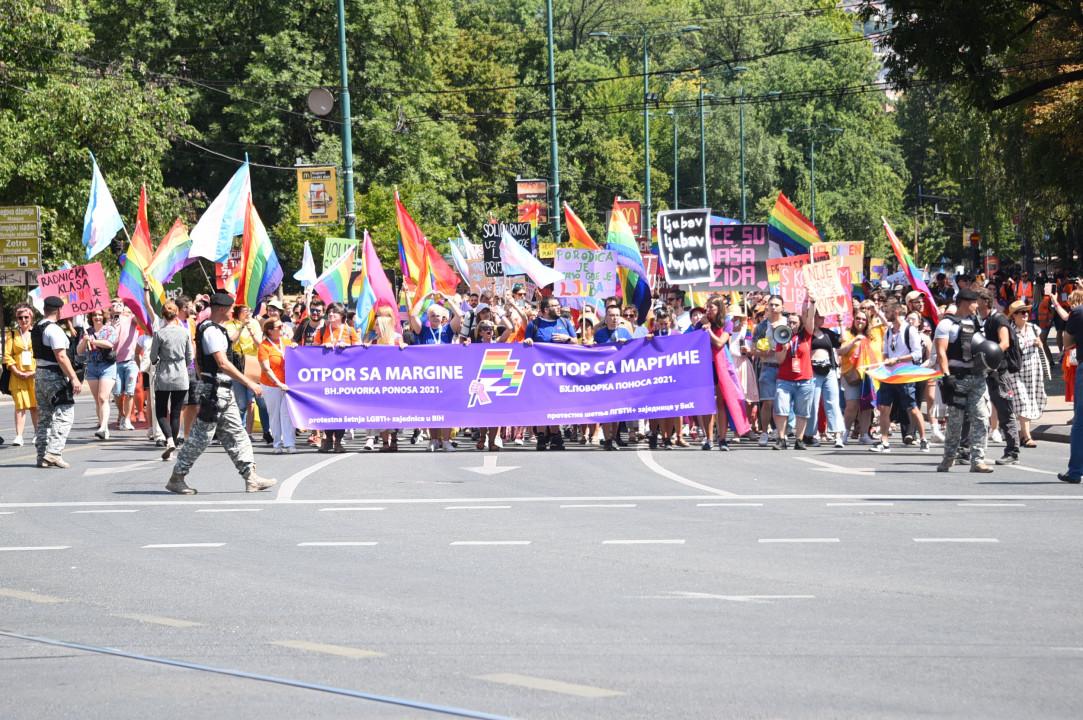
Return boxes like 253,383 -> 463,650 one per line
462,455 -> 519,476
83,459 -> 160,477
796,457 -> 876,476
637,450 -> 737,496
638,591 -> 815,604
275,453 -> 352,501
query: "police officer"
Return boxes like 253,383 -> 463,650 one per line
166,292 -> 276,495
34,296 -> 83,468
934,288 -> 992,473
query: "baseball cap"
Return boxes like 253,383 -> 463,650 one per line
209,292 -> 235,307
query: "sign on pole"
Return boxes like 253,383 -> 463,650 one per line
656,209 -> 712,285
37,262 -> 111,319
516,178 -> 548,223
296,165 -> 338,225
0,206 -> 42,271
480,221 -> 532,277
0,269 -> 27,286
553,248 -> 617,297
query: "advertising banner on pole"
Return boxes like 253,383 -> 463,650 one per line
296,166 -> 338,225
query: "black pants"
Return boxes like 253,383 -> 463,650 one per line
155,390 -> 186,442
987,370 -> 1019,456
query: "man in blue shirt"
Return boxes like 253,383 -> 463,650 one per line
524,297 -> 577,449
594,306 -> 633,450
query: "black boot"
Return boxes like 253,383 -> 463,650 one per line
535,432 -> 549,451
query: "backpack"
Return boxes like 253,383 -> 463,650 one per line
1003,317 -> 1022,373
899,325 -> 928,363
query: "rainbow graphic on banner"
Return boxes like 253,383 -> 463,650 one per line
767,192 -> 820,255
468,348 -> 526,407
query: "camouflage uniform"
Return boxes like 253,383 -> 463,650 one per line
942,373 -> 989,466
34,369 -> 74,462
171,382 -> 254,480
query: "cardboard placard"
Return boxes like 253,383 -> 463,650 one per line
820,266 -> 854,329
704,223 -> 770,292
766,254 -> 810,313
811,241 -> 864,285
322,237 -> 363,272
37,262 -> 111,319
553,248 -> 617,298
657,209 -> 712,284
868,257 -> 886,284
803,257 -> 848,317
480,222 -> 532,277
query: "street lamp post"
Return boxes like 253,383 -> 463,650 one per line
668,109 -> 678,209
783,124 -> 843,227
698,84 -> 713,208
336,0 -> 356,240
544,0 -> 561,242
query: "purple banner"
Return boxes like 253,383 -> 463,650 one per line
285,333 -> 715,429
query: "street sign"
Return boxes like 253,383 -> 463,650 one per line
296,165 -> 338,225
0,206 -> 42,271
0,269 -> 27,286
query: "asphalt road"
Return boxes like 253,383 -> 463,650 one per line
2,405 -> 1082,719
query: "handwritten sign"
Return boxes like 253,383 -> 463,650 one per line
811,241 -> 864,285
803,257 -> 848,317
657,209 -> 712,284
766,255 -> 809,312
868,257 -> 886,284
322,237 -> 362,272
706,224 -> 770,292
37,262 -> 111,319
554,249 -> 617,297
481,222 -> 532,277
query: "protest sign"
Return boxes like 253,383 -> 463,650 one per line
868,257 -> 886,284
803,256 -> 848,317
37,262 -> 111,319
811,241 -> 864,285
480,221 -> 532,276
553,248 -> 617,297
766,254 -> 810,312
821,266 -> 854,328
706,223 -> 770,292
467,258 -> 507,295
323,237 -> 362,272
285,333 -> 716,429
657,209 -> 711,284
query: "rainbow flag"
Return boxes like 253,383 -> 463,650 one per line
354,231 -> 399,336
563,203 -> 601,250
884,217 -> 940,326
395,191 -> 458,294
148,219 -> 193,284
606,199 -> 652,322
235,195 -> 283,311
117,186 -> 165,331
768,192 -> 820,255
865,362 -> 943,385
468,348 -> 526,407
312,245 -> 354,305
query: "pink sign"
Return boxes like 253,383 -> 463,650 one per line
766,255 -> 809,312
36,262 -> 111,319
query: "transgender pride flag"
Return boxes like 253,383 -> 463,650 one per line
189,162 -> 251,263
81,151 -> 126,260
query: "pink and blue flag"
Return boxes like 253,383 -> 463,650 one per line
81,151 -> 126,260
189,162 -> 250,263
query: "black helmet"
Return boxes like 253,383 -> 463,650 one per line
971,334 -> 1003,372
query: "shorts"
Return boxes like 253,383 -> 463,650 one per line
842,379 -> 863,404
775,378 -> 814,418
113,359 -> 138,396
758,365 -> 779,402
185,377 -> 200,406
876,382 -> 917,410
85,361 -> 117,382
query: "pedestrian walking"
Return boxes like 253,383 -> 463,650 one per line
165,293 -> 276,495
935,289 -> 993,473
1005,300 -> 1048,447
3,303 -> 39,447
257,316 -> 296,454
150,301 -> 194,459
978,288 -> 1022,465
33,296 -> 82,468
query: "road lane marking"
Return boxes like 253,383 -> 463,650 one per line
5,444 -> 98,464
298,542 -> 378,547
559,503 -> 637,508
1015,465 -> 1058,476
913,538 -> 999,543
271,640 -> 384,659
0,511 -> 15,515
0,588 -> 68,604
796,457 -> 875,476
275,453 -> 352,502
636,449 -> 737,496
602,539 -> 685,545
957,503 -> 1026,507
759,538 -> 840,544
444,505 -> 512,510
195,508 -> 262,513
319,507 -> 386,512
475,673 -> 623,698
826,502 -> 895,507
697,502 -> 763,507
141,543 -> 225,549
71,509 -> 140,514
83,459 -> 159,477
113,613 -> 202,628
0,546 -> 70,552
639,591 -> 815,603
450,541 -> 531,546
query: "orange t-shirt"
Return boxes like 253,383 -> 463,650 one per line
314,324 -> 358,347
257,338 -> 293,385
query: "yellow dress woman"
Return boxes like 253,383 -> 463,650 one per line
3,303 -> 39,446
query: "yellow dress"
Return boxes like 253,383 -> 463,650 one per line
3,329 -> 37,410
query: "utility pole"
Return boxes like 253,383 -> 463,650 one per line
544,0 -> 562,242
642,32 -> 652,240
336,0 -> 356,240
699,82 -> 708,208
668,109 -> 678,209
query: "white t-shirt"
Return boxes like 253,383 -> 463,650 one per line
36,320 -> 70,367
200,324 -> 230,381
883,324 -> 922,363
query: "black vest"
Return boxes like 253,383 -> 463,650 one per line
195,320 -> 243,382
31,320 -> 60,366
944,314 -> 978,368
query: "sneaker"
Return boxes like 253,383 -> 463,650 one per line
245,473 -> 277,492
535,434 -> 549,451
802,435 -> 820,447
970,463 -> 994,474
833,434 -> 845,449
860,433 -> 876,445
495,435 -> 504,448
932,426 -> 946,443
990,429 -> 1003,443
549,437 -> 565,451
363,437 -> 376,452
936,458 -> 953,472
443,442 -> 455,452
273,447 -> 284,455
513,437 -> 524,446
42,453 -> 69,469
120,419 -> 134,431
757,432 -> 769,447
902,435 -> 915,446
648,434 -> 658,450
1058,473 -> 1082,484
161,440 -> 176,461
772,437 -> 787,451
718,440 -> 730,452
11,435 -> 22,447
428,440 -> 439,452
410,429 -> 421,445
919,439 -> 930,453
285,446 -> 296,454
165,475 -> 197,495
793,439 -> 807,451
869,442 -> 891,453
995,454 -> 1019,466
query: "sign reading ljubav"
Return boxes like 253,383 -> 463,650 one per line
285,334 -> 715,429
657,209 -> 712,284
